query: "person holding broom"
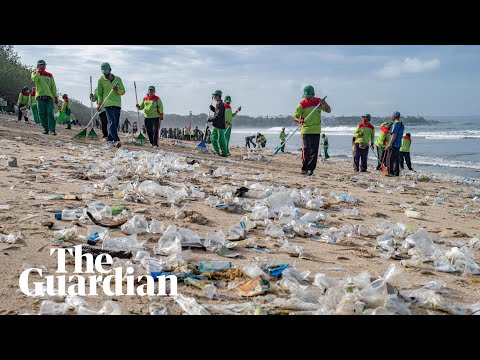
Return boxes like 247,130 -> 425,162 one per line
96,62 -> 125,147
90,87 -> 109,139
293,85 -> 331,176
207,90 -> 228,157
136,86 -> 164,147
353,114 -> 375,172
31,60 -> 58,135
224,95 -> 241,155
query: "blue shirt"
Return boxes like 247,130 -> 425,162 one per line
390,121 -> 404,148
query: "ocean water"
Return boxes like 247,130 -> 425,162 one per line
229,117 -> 480,179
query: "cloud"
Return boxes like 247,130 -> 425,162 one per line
376,57 -> 440,78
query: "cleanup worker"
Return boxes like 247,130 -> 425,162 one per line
385,111 -> 405,177
1,97 -> 7,114
32,60 -> 58,135
321,133 -> 330,159
17,86 -> 30,122
132,122 -> 138,134
400,132 -> 414,171
353,114 -> 375,172
29,87 -> 40,124
96,62 -> 125,147
207,90 -> 228,157
90,88 -> 108,139
59,94 -> 72,129
293,85 -> 331,176
224,95 -> 241,154
245,135 -> 256,148
374,120 -> 393,171
279,127 -> 287,152
257,133 -> 267,148
136,85 -> 163,148
124,118 -> 131,133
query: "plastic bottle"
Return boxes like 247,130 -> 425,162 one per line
198,261 -> 232,272
61,209 -> 76,221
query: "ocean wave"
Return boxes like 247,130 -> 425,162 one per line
325,150 -> 480,171
415,130 -> 480,139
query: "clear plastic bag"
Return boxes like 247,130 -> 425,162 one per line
174,294 -> 210,315
120,215 -> 149,235
265,223 -> 285,238
155,231 -> 182,255
148,218 -> 165,234
204,230 -> 226,250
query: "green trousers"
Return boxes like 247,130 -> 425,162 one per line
211,127 -> 228,156
38,97 -> 56,132
323,145 -> 329,159
225,125 -> 232,152
31,104 -> 41,124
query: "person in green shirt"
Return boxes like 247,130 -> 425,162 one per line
279,127 -> 287,152
1,97 -> 7,114
17,86 -> 30,122
96,62 -> 125,146
293,85 -> 331,176
31,60 -> 58,135
29,87 -> 41,124
90,87 -> 108,139
399,133 -> 414,171
224,95 -> 241,155
353,114 -> 375,172
59,94 -> 72,129
321,133 -> 330,159
374,121 -> 393,171
136,85 -> 164,147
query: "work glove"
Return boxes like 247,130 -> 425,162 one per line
209,105 -> 215,112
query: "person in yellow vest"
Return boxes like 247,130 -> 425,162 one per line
96,62 -> 125,146
353,114 -> 375,172
17,86 -> 30,122
279,127 -> 287,152
399,133 -> 414,171
59,94 -> 72,129
29,87 -> 41,124
31,60 -> 58,135
224,95 -> 241,155
136,86 -> 164,147
1,97 -> 7,114
374,120 -> 393,171
293,85 -> 331,176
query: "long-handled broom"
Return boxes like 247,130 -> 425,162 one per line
73,81 -> 119,140
133,81 -> 144,145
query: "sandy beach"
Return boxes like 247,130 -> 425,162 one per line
0,114 -> 479,315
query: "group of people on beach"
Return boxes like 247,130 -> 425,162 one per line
15,59 -> 413,177
352,112 -> 414,177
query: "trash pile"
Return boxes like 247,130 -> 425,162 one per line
10,141 -> 479,315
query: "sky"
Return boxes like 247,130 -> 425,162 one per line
14,45 -> 480,117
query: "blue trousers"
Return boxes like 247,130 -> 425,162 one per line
105,106 -> 121,142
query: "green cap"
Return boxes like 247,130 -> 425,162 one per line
37,60 -> 46,66
225,95 -> 232,102
23,86 -> 29,91
302,85 -> 315,98
362,114 -> 371,120
212,90 -> 222,96
148,86 -> 155,91
62,94 -> 68,98
101,62 -> 111,72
